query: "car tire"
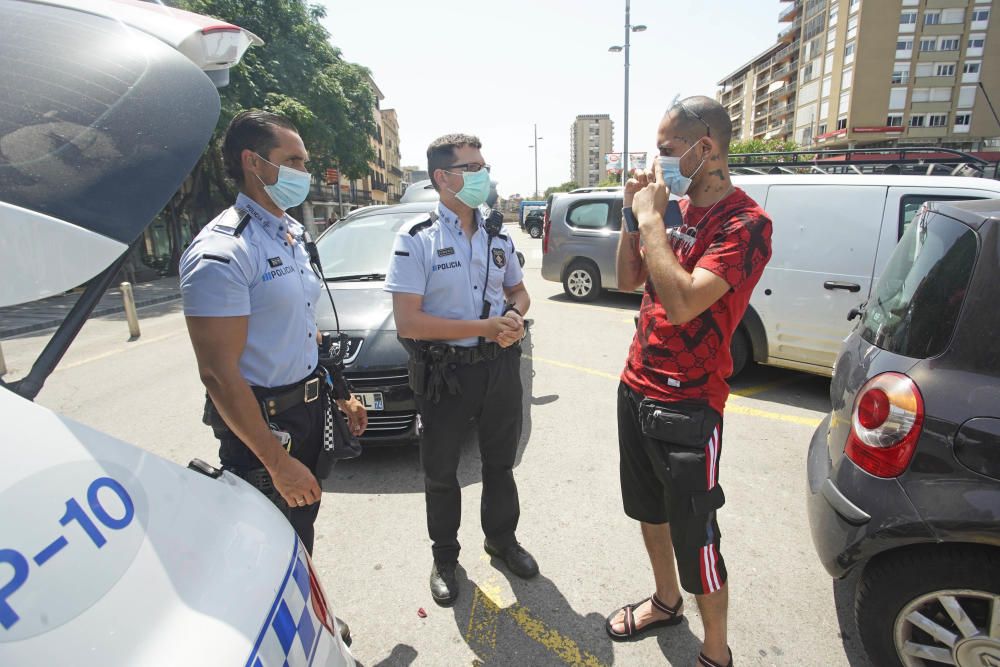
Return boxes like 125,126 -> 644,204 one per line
563,260 -> 601,302
856,545 -> 1000,667
528,224 -> 543,239
730,327 -> 751,378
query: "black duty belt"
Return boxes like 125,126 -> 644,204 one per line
422,340 -> 516,365
257,375 -> 322,418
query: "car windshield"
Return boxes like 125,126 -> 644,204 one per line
859,209 -> 978,359
316,210 -> 428,280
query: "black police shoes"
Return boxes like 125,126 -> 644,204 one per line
484,540 -> 539,579
430,561 -> 459,606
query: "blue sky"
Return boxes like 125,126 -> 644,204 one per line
319,0 -> 784,197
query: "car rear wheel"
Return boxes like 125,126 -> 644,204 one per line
730,327 -> 751,379
528,224 -> 543,239
563,260 -> 601,302
856,545 -> 1000,667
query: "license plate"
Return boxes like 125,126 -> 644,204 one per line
353,392 -> 384,411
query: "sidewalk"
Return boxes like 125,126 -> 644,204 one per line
0,277 -> 181,339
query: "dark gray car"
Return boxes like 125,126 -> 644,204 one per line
806,199 -> 1000,667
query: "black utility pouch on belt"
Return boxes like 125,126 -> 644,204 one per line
638,399 -> 725,515
638,399 -> 720,447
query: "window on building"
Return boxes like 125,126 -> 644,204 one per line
802,62 -> 815,83
924,11 -> 941,25
822,75 -> 832,97
967,35 -> 986,54
920,38 -> 937,52
889,87 -> 908,109
896,38 -> 914,54
829,3 -> 839,25
954,113 -> 971,126
837,117 -> 848,131
844,40 -> 856,64
939,37 -> 960,51
964,62 -> 981,74
909,114 -> 926,127
891,64 -> 910,83
916,62 -> 934,77
900,11 -> 917,25
847,14 -> 859,39
849,0 -> 860,13
912,88 -> 930,102
958,86 -> 976,107
817,123 -> 827,135
971,8 -> 990,22
842,68 -> 854,89
936,64 -> 956,76
930,87 -> 951,102
928,114 -> 948,127
887,114 -> 904,127
941,8 -> 964,24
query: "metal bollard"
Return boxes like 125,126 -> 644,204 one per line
120,282 -> 141,339
0,341 -> 6,377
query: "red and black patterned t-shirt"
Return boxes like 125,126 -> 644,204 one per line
621,187 -> 773,415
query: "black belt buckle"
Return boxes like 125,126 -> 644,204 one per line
304,377 -> 320,403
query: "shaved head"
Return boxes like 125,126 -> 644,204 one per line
665,96 -> 733,155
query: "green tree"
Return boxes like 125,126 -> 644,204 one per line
597,177 -> 623,187
543,181 -> 580,197
729,137 -> 804,161
160,0 -> 376,272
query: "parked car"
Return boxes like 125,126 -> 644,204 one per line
540,174 -> 1000,377
313,203 -> 436,446
806,199 -> 1000,667
0,1 -> 354,665
524,210 -> 544,238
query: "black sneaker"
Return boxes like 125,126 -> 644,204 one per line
430,561 -> 459,606
484,540 -> 539,579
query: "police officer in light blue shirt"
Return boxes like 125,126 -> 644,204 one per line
386,133 -> 537,607
179,110 -> 366,557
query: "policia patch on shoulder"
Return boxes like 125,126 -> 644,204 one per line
491,247 -> 506,268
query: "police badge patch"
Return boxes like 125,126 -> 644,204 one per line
491,247 -> 506,268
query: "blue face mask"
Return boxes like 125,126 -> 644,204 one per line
657,141 -> 706,197
445,168 -> 491,208
255,153 -> 311,210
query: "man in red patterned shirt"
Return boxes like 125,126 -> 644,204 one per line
604,96 -> 772,667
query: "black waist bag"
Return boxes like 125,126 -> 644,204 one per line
638,399 -> 720,448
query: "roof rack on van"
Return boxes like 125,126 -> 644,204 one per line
729,146 -> 999,179
569,186 -> 624,193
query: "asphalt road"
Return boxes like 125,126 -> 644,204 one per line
1,225 -> 870,666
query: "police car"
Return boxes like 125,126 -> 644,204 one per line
0,2 -> 354,665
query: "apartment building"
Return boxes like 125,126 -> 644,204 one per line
381,109 -> 403,203
718,0 -> 999,151
570,114 -> 614,186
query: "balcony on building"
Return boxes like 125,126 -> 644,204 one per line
310,183 -> 338,200
779,0 -> 801,23
778,16 -> 801,42
773,40 -> 799,64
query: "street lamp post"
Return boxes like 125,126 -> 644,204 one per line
609,1 -> 646,186
528,123 -> 544,198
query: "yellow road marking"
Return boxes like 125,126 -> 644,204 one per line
524,353 -> 822,427
55,330 -> 187,372
506,605 -> 608,667
466,587 -> 501,654
730,374 -> 803,398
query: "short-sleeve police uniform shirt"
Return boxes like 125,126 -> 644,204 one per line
385,202 -> 523,347
179,193 -> 322,388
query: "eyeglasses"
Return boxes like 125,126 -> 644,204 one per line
677,101 -> 711,139
445,162 -> 490,173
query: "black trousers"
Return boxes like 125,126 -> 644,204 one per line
416,347 -> 523,564
213,384 -> 324,554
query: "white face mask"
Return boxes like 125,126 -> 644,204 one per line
657,141 -> 707,196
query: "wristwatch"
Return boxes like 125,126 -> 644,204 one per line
503,303 -> 522,317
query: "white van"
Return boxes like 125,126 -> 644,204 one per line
541,173 -> 1000,376
0,2 -> 354,665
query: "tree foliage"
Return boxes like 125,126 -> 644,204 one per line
729,138 -> 804,162
155,0 -> 376,273
543,181 -> 580,197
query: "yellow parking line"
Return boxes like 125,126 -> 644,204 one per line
55,330 -> 186,372
506,605 -> 608,667
524,353 -> 822,427
730,375 -> 803,398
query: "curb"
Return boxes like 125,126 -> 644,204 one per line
0,293 -> 182,340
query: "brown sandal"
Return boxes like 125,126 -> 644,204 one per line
697,648 -> 733,667
604,593 -> 684,642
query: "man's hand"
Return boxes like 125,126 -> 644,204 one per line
483,315 -> 517,343
496,309 -> 525,348
269,451 -> 321,507
633,161 -> 670,229
337,396 -> 368,436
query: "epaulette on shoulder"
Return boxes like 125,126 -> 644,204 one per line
406,211 -> 438,237
211,209 -> 252,238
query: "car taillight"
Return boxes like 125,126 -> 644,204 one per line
542,213 -> 551,254
845,372 -> 924,478
304,552 -> 337,636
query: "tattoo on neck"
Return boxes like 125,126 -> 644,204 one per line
709,168 -> 725,180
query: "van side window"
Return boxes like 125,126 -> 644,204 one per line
899,194 -> 985,238
567,201 -> 611,230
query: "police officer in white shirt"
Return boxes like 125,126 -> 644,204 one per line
386,134 -> 537,606
179,111 -> 367,555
